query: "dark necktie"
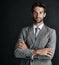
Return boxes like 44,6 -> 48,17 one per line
35,28 -> 38,36
35,28 -> 40,40
35,28 -> 40,36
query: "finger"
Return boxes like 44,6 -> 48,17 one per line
47,48 -> 53,53
16,43 -> 23,48
48,50 -> 54,54
19,46 -> 23,49
48,49 -> 54,54
45,53 -> 51,57
47,52 -> 53,56
46,54 -> 51,57
47,50 -> 54,56
18,43 -> 24,46
16,44 -> 22,48
48,48 -> 53,51
19,41 -> 25,44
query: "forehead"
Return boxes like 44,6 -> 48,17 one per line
33,6 -> 44,12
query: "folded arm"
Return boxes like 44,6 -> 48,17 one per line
14,28 -> 56,60
14,28 -> 33,58
15,40 -> 33,58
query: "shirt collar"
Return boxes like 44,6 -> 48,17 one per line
33,23 -> 44,30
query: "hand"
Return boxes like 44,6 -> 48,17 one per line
16,40 -> 28,50
33,48 -> 54,57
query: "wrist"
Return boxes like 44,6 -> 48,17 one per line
32,50 -> 37,56
35,49 -> 41,55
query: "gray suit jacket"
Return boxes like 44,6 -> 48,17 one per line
14,24 -> 56,65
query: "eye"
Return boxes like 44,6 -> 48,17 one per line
40,12 -> 43,14
39,11 -> 44,14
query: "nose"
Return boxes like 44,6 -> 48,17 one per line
36,13 -> 40,18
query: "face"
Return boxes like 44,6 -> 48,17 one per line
32,6 -> 46,23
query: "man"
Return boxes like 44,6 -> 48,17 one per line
14,2 -> 56,65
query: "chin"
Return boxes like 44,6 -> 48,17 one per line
37,22 -> 41,23
36,19 -> 41,22
36,20 -> 41,23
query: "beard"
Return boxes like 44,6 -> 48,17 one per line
33,17 -> 44,23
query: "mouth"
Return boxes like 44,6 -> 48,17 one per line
36,18 -> 41,21
36,17 -> 41,19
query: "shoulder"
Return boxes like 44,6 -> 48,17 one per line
21,26 -> 32,32
45,25 -> 56,32
45,25 -> 56,31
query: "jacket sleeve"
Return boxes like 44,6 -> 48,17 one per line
14,28 -> 33,58
33,29 -> 57,60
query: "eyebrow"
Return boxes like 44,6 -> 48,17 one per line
33,10 -> 44,12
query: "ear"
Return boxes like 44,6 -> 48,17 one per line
44,13 -> 46,17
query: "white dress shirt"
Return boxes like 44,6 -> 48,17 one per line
33,23 -> 44,36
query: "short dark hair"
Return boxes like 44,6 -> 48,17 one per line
32,2 -> 46,13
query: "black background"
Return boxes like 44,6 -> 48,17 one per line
1,0 -> 59,65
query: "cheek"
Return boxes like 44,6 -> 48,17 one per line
40,14 -> 45,18
42,13 -> 46,17
32,14 -> 37,18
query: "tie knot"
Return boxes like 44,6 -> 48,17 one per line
35,27 -> 40,31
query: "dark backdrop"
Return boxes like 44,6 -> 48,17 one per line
1,0 -> 59,65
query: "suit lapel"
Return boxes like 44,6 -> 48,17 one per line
29,26 -> 35,44
33,25 -> 48,48
36,25 -> 47,41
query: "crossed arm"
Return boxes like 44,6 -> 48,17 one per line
16,40 -> 53,58
14,29 -> 56,60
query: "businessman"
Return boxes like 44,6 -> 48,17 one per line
14,2 -> 56,65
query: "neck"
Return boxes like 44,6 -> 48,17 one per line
34,22 -> 43,27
